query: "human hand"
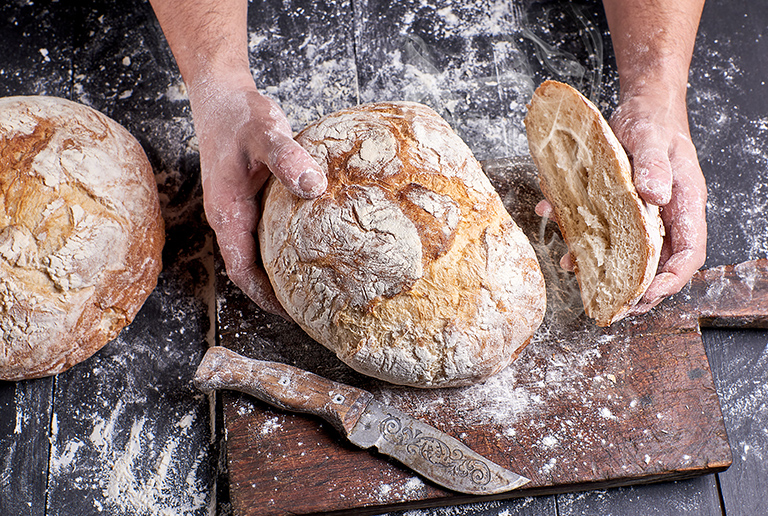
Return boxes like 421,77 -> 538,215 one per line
535,90 -> 707,314
609,91 -> 707,313
188,73 -> 327,316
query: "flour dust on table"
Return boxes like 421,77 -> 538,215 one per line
355,1 -> 609,161
44,282 -> 216,515
688,29 -> 768,265
246,1 -> 611,162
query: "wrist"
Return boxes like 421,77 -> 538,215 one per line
185,66 -> 255,109
618,70 -> 689,106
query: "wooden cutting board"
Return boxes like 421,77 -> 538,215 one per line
215,157 -> 765,515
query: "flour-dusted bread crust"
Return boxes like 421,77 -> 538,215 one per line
524,81 -> 663,326
259,101 -> 546,388
0,96 -> 164,380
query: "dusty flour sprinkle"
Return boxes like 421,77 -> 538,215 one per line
48,387 -> 211,515
688,32 -> 768,262
717,339 -> 768,464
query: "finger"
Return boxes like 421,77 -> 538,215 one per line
559,252 -> 575,272
241,94 -> 327,199
609,108 -> 673,206
218,225 -> 290,318
638,155 -> 707,311
631,143 -> 674,207
535,199 -> 554,218
205,191 -> 290,318
266,134 -> 327,199
227,255 -> 290,319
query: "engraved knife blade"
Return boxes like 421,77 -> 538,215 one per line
194,346 -> 530,495
346,399 -> 530,495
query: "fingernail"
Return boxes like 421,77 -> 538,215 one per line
297,168 -> 326,198
535,201 -> 553,218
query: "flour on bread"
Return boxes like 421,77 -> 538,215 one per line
260,101 -> 546,387
0,96 -> 164,380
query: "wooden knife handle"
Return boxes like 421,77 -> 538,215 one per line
689,259 -> 768,328
194,346 -> 374,435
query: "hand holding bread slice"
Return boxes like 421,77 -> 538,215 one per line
525,81 -> 663,326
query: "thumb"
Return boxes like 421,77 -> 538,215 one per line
631,140 -> 673,206
263,132 -> 327,199
609,109 -> 673,207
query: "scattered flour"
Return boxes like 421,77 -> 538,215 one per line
715,338 -> 768,465
260,416 -> 283,436
48,401 -> 211,515
687,32 -> 768,263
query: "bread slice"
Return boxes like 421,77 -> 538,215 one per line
524,81 -> 662,326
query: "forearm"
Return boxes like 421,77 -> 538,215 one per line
602,0 -> 705,101
149,0 -> 250,87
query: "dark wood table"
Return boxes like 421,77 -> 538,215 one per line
1,1 -> 766,515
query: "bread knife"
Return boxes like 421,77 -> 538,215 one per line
194,346 -> 530,495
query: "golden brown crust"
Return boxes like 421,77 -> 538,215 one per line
259,101 -> 546,387
0,96 -> 164,380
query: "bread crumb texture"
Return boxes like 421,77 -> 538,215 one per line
260,101 -> 545,387
524,81 -> 662,326
0,96 -> 164,380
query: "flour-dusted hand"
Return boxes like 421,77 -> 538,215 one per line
190,74 -> 326,315
150,0 -> 326,315
602,0 -> 707,312
609,90 -> 706,313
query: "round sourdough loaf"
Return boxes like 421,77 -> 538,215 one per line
0,96 -> 165,380
259,101 -> 546,388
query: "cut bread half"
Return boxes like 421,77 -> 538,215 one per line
524,80 -> 663,326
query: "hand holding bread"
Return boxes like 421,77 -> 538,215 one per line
187,73 -> 328,317
608,92 -> 707,313
150,0 -> 328,316
600,0 -> 708,313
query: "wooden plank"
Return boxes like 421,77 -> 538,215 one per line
43,294 -> 215,516
704,329 -> 768,516
354,0 -> 612,162
247,0 -> 359,130
556,475 -> 723,516
0,379 -> 53,516
222,0 -> 361,512
0,0 -> 74,98
688,1 -> 768,515
376,494 -> 557,516
354,0 -> 534,162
